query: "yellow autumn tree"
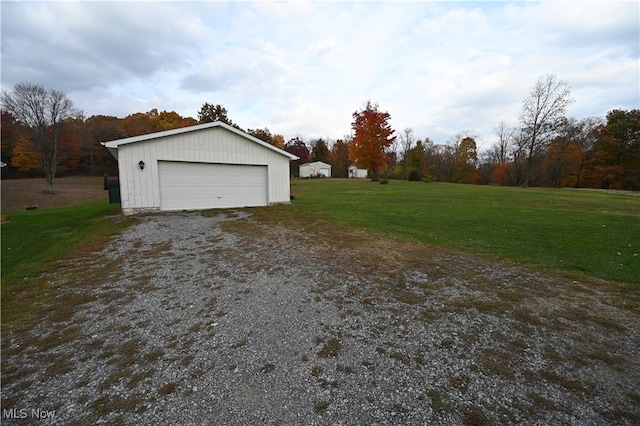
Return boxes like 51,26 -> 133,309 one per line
11,136 -> 40,172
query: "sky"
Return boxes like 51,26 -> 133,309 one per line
1,1 -> 638,149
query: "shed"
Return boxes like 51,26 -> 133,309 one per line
348,165 -> 368,179
299,161 -> 332,178
102,121 -> 298,215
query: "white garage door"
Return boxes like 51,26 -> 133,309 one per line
159,161 -> 268,210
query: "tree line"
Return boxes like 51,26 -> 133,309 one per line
376,75 -> 639,190
2,77 -> 638,192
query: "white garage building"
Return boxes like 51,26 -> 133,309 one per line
102,121 -> 298,215
299,161 -> 332,178
348,165 -> 368,179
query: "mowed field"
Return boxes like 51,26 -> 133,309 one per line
284,179 -> 640,284
1,176 -> 639,284
1,177 -> 126,286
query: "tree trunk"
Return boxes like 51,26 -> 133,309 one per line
574,153 -> 587,188
370,167 -> 379,181
521,159 -> 531,187
45,173 -> 54,193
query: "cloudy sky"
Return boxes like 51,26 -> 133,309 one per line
2,1 -> 638,148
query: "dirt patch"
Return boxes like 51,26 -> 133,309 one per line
1,176 -> 108,213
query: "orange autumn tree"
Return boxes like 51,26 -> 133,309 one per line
12,135 -> 40,172
350,101 -> 396,180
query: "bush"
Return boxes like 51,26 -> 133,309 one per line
408,170 -> 422,181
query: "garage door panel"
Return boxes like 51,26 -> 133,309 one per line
159,162 -> 268,210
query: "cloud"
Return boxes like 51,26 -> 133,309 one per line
2,1 -> 638,147
1,2 -> 212,92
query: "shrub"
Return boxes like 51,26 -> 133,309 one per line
408,170 -> 422,181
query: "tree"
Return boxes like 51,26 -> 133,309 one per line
150,109 -> 196,131
197,102 -> 239,128
247,128 -> 285,148
518,74 -> 574,187
453,136 -> 480,184
85,115 -> 123,175
404,140 -> 427,181
584,109 -> 640,190
571,117 -> 603,187
330,138 -> 351,178
541,117 -> 601,187
12,136 -> 40,172
434,144 -> 457,182
490,121 -> 514,185
310,138 -> 331,163
543,133 -> 583,187
56,113 -> 85,173
398,127 -> 415,164
1,111 -> 22,177
121,112 -> 156,137
271,134 -> 285,149
1,82 -> 75,192
350,101 -> 396,180
247,127 -> 273,145
285,137 -> 310,177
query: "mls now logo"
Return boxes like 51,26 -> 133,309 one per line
2,408 -> 29,419
3,408 -> 56,419
2,409 -> 28,419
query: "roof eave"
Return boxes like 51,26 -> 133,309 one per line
101,121 -> 298,160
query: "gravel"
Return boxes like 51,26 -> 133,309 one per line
2,212 -> 639,425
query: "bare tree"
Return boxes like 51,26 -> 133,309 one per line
1,83 -> 75,193
488,122 -> 514,185
491,121 -> 514,167
398,127 -> 415,163
518,74 -> 574,187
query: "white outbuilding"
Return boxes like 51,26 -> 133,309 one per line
348,165 -> 368,179
102,121 -> 298,215
299,161 -> 332,178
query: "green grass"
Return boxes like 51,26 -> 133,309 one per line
287,179 -> 640,283
2,180 -> 637,286
1,203 -> 129,286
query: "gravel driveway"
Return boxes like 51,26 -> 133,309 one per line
2,212 -> 639,425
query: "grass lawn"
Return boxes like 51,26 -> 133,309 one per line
1,178 -> 638,286
285,179 -> 640,283
1,203 -> 130,286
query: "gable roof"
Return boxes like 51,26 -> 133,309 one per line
300,161 -> 332,167
101,121 -> 298,160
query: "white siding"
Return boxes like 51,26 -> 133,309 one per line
116,126 -> 291,214
299,164 -> 311,178
348,166 -> 368,178
299,161 -> 332,178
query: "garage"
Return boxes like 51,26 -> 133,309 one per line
158,161 -> 268,210
299,161 -> 332,178
102,121 -> 298,215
